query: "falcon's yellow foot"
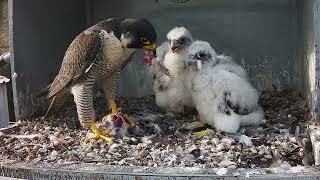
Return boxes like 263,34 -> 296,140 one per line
108,99 -> 120,114
101,98 -> 121,123
83,123 -> 113,143
192,129 -> 212,139
107,99 -> 137,128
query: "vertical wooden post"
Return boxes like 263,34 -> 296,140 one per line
0,75 -> 9,128
315,0 -> 320,119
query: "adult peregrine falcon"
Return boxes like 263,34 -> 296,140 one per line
37,18 -> 157,141
184,41 -> 264,135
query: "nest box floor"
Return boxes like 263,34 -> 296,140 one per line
0,90 -> 315,169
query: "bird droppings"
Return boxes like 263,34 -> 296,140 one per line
0,90 -> 315,171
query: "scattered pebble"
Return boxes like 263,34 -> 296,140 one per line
190,149 -> 201,158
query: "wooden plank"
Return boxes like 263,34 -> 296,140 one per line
0,163 -> 320,180
0,83 -> 9,128
0,121 -> 21,134
314,0 -> 320,119
0,177 -> 25,180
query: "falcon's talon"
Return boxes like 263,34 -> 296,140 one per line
106,98 -> 136,127
86,123 -> 113,143
101,129 -> 111,136
90,123 -> 100,134
97,135 -> 113,143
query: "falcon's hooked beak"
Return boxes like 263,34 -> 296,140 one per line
143,39 -> 157,65
143,42 -> 156,56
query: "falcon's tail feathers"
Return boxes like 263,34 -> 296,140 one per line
239,106 -> 265,126
43,90 -> 70,118
43,96 -> 56,118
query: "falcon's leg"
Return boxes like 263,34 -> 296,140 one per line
72,83 -> 112,143
108,98 -> 120,114
96,71 -> 121,113
98,71 -> 136,127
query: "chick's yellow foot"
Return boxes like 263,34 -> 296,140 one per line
185,121 -> 208,129
192,129 -> 213,139
83,123 -> 113,143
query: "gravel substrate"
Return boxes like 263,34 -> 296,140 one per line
0,90 -> 315,168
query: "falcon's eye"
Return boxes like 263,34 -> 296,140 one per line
141,38 -> 150,45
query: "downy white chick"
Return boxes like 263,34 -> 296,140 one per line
216,55 -> 248,80
184,41 -> 264,133
151,27 -> 194,113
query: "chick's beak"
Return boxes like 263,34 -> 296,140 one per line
187,60 -> 202,70
187,60 -> 197,66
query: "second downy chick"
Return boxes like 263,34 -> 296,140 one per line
184,40 -> 264,134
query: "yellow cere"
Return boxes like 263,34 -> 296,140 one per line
141,37 -> 156,50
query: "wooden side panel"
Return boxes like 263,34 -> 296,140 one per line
0,83 -> 9,128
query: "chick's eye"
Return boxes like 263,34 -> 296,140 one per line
197,52 -> 205,59
179,38 -> 185,43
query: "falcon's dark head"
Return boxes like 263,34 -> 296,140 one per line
167,27 -> 193,53
186,40 -> 217,71
120,18 -> 157,52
